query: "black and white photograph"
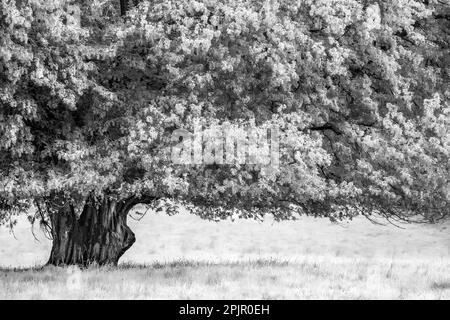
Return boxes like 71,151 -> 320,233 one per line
0,0 -> 450,303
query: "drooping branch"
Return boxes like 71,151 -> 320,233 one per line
117,194 -> 158,215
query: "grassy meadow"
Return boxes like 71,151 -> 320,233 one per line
1,208 -> 450,299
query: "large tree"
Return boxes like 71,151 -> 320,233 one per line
0,0 -> 449,266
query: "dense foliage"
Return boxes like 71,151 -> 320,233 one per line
1,0 -> 449,231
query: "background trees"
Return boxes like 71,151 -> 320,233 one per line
0,0 -> 449,265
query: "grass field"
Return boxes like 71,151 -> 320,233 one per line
1,208 -> 450,299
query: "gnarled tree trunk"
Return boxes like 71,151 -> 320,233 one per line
47,197 -> 137,266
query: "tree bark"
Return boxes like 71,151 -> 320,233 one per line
47,197 -> 136,266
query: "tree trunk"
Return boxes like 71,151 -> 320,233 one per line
47,197 -> 136,266
120,0 -> 142,16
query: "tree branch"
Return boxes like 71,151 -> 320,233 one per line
308,123 -> 343,135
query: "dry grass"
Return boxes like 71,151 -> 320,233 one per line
1,258 -> 450,299
1,209 -> 450,299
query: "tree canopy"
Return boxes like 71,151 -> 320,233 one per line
0,0 -> 449,238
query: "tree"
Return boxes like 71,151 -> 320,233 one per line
0,0 -> 449,266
